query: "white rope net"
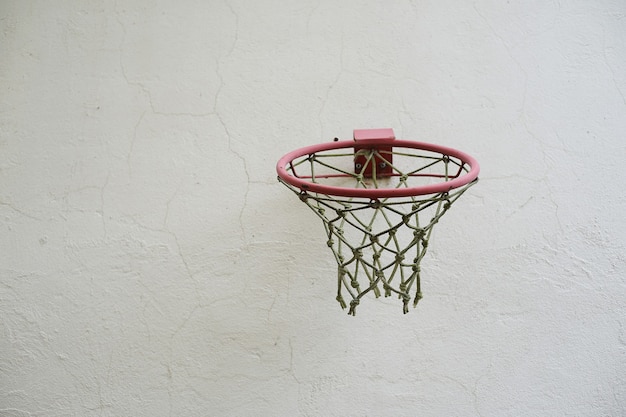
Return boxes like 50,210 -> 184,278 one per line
279,145 -> 477,315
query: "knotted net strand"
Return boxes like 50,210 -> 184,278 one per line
278,145 -> 477,315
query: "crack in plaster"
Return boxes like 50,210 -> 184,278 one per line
162,180 -> 182,230
266,292 -> 277,322
115,0 -> 248,245
168,227 -> 202,301
164,304 -> 198,416
101,351 -> 114,417
90,358 -> 110,416
504,195 -> 534,221
474,4 -> 562,233
99,171 -> 110,238
114,3 -> 214,118
215,114 -> 249,243
288,338 -> 300,384
0,409 -> 33,417
304,0 -> 321,35
164,363 -> 173,417
0,201 -> 41,221
317,29 -> 345,137
214,2 -> 249,244
618,319 -> 626,347
122,216 -> 202,306
222,0 -> 239,62
137,278 -> 165,330
472,4 -> 529,123
471,364 -> 492,417
210,0 -> 238,114
170,303 -> 198,341
397,78 -> 424,131
126,111 -> 145,176
602,28 -> 626,108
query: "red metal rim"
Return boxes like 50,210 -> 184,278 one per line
276,138 -> 480,198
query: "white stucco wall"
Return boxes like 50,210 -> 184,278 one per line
1,1 -> 625,416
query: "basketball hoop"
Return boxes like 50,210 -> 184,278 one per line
277,129 -> 479,315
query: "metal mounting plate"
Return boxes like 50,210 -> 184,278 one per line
353,128 -> 395,178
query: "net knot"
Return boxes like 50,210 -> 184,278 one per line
348,299 -> 360,316
442,193 -> 451,209
327,239 -> 334,247
413,292 -> 423,307
402,295 -> 410,314
369,199 -> 382,209
336,295 -> 347,309
373,286 -> 381,298
383,283 -> 392,297
298,191 -> 309,202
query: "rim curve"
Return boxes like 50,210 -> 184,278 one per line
276,138 -> 480,198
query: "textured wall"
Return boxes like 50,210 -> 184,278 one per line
1,1 -> 625,416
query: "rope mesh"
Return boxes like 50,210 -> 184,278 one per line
279,145 -> 477,315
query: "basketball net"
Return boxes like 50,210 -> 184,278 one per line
278,145 -> 477,315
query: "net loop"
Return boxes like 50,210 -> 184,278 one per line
369,199 -> 382,209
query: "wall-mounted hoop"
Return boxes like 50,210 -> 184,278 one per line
276,129 -> 480,315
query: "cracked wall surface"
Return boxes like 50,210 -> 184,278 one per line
1,1 -> 626,416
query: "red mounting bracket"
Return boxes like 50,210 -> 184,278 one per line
353,128 -> 395,178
